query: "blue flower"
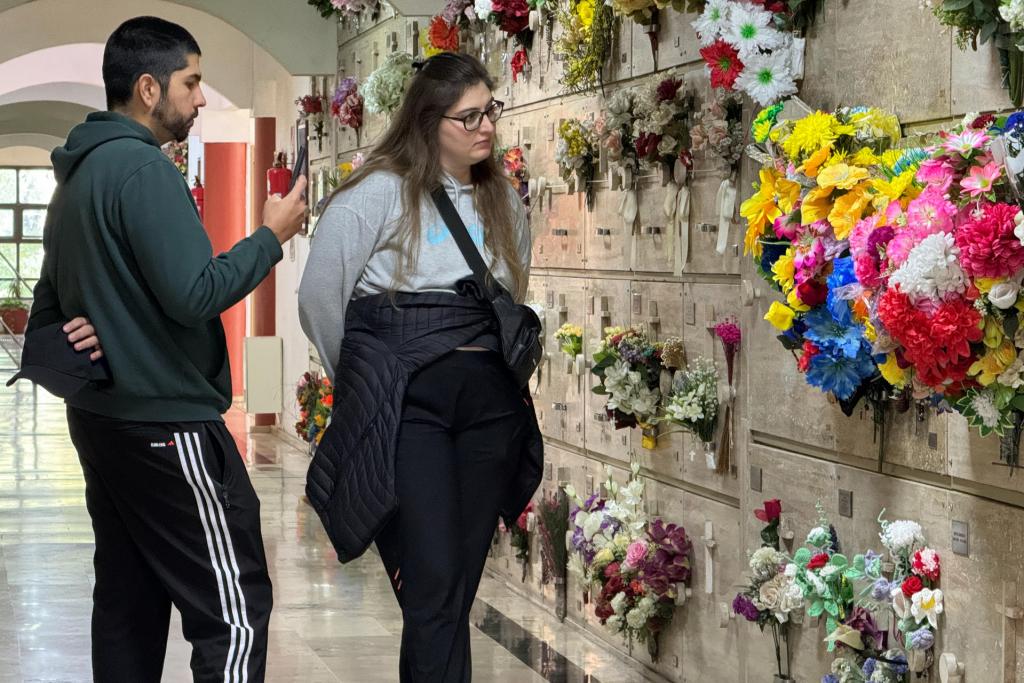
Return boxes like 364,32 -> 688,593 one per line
821,676 -> 839,683
861,658 -> 877,676
1007,111 -> 1024,135
803,306 -> 865,359
826,257 -> 858,321
805,347 -> 876,400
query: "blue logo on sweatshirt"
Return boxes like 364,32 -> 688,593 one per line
425,221 -> 484,247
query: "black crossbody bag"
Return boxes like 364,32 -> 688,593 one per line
430,186 -> 543,388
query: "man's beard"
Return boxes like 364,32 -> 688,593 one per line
154,96 -> 194,143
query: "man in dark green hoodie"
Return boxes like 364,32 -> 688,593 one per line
28,16 -> 307,683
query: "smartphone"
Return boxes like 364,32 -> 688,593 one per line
289,128 -> 308,194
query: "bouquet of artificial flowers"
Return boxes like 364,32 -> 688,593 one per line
556,117 -> 600,209
659,357 -> 720,460
554,322 -> 584,358
500,146 -> 530,204
360,52 -> 415,115
330,77 -> 363,130
591,326 -> 664,429
632,75 -> 695,180
294,372 -> 333,444
564,462 -> 691,660
420,15 -> 460,56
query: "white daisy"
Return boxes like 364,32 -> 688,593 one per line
724,4 -> 785,59
691,0 -> 732,46
735,51 -> 797,106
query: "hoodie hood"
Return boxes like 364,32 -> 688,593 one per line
51,111 -> 159,183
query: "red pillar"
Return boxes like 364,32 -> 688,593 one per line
251,118 -> 277,426
203,142 -> 247,398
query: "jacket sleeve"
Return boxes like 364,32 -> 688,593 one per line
27,193 -> 65,331
298,204 -> 380,382
120,159 -> 283,328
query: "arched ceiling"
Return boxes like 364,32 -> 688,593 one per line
0,0 -> 335,76
0,133 -> 65,152
0,101 -> 96,140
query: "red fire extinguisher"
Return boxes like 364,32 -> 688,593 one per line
191,159 -> 204,221
267,151 -> 292,197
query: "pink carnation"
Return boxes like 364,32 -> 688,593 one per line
916,157 -> 956,193
906,186 -> 956,235
955,202 -> 1024,278
912,547 -> 941,582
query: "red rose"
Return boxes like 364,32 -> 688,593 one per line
754,499 -> 782,523
796,280 -> 828,307
901,576 -> 924,598
807,553 -> 829,570
635,132 -> 662,161
603,561 -> 621,579
429,15 -> 460,52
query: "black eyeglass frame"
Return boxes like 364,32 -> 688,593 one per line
441,100 -> 505,131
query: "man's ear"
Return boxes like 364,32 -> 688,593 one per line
135,74 -> 162,111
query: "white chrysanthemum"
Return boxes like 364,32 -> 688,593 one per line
888,233 -> 967,303
1001,0 -> 1024,31
724,5 -> 785,58
625,606 -> 649,630
971,391 -> 1002,428
734,51 -> 798,107
606,614 -> 624,631
611,591 -> 629,615
749,546 -> 785,579
691,0 -> 731,46
360,52 -> 415,114
474,0 -> 493,19
880,519 -> 925,555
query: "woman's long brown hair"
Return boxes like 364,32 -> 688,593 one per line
330,52 -> 527,300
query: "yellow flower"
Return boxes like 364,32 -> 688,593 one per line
764,301 -> 796,331
787,288 -> 810,312
879,354 -> 906,388
829,184 -> 872,239
850,148 -> 880,167
969,340 -> 1016,386
974,278 -> 1000,295
775,177 -> 802,214
863,319 -> 878,343
798,145 -> 831,178
849,108 -> 902,146
772,248 -> 796,293
871,169 -> 919,210
577,0 -> 596,27
593,547 -> 615,565
782,112 -> 845,162
817,163 -> 870,191
801,186 -> 833,225
741,169 -> 783,256
983,317 -> 1005,349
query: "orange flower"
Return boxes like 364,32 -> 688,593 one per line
429,16 -> 459,51
322,394 -> 334,408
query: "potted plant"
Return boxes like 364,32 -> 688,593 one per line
0,281 -> 29,334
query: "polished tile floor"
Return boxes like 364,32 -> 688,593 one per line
0,381 -> 653,682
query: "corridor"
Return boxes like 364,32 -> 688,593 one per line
0,382 -> 652,682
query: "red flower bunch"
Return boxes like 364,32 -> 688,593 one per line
656,77 -> 682,103
807,552 -> 830,570
877,288 -> 982,389
969,113 -> 996,130
752,0 -> 789,14
754,499 -> 782,522
428,15 -> 460,52
492,0 -> 529,35
901,575 -> 924,598
798,340 -> 819,373
296,94 -> 324,116
700,40 -> 743,90
510,48 -> 529,83
635,131 -> 662,161
954,202 -> 1024,278
516,501 -> 533,531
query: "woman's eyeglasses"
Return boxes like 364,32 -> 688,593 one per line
442,100 -> 504,131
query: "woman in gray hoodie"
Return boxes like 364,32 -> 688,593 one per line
298,52 -> 539,682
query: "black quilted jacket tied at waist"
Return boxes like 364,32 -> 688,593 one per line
305,290 -> 545,563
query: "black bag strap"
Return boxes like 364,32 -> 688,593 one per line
430,186 -> 500,301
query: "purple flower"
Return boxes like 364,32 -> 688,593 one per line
822,676 -> 839,683
845,606 -> 886,650
908,626 -> 935,651
862,658 -> 877,676
887,651 -> 909,675
871,578 -> 893,601
732,594 -> 760,622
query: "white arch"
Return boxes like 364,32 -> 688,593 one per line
0,82 -> 106,111
0,0 -> 304,110
0,101 -> 96,140
0,0 -> 336,75
0,133 -> 65,153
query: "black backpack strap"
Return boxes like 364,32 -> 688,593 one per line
429,186 -> 498,301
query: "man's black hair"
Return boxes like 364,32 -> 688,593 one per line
102,16 -> 201,110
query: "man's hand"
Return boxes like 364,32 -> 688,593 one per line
64,317 -> 103,361
264,175 -> 308,245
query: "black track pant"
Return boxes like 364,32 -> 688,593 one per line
375,350 -> 532,682
67,407 -> 273,683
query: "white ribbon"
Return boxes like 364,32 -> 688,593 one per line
715,177 -> 736,255
674,185 -> 691,275
623,188 -> 638,270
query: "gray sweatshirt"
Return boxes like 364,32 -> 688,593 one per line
298,170 -> 532,380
